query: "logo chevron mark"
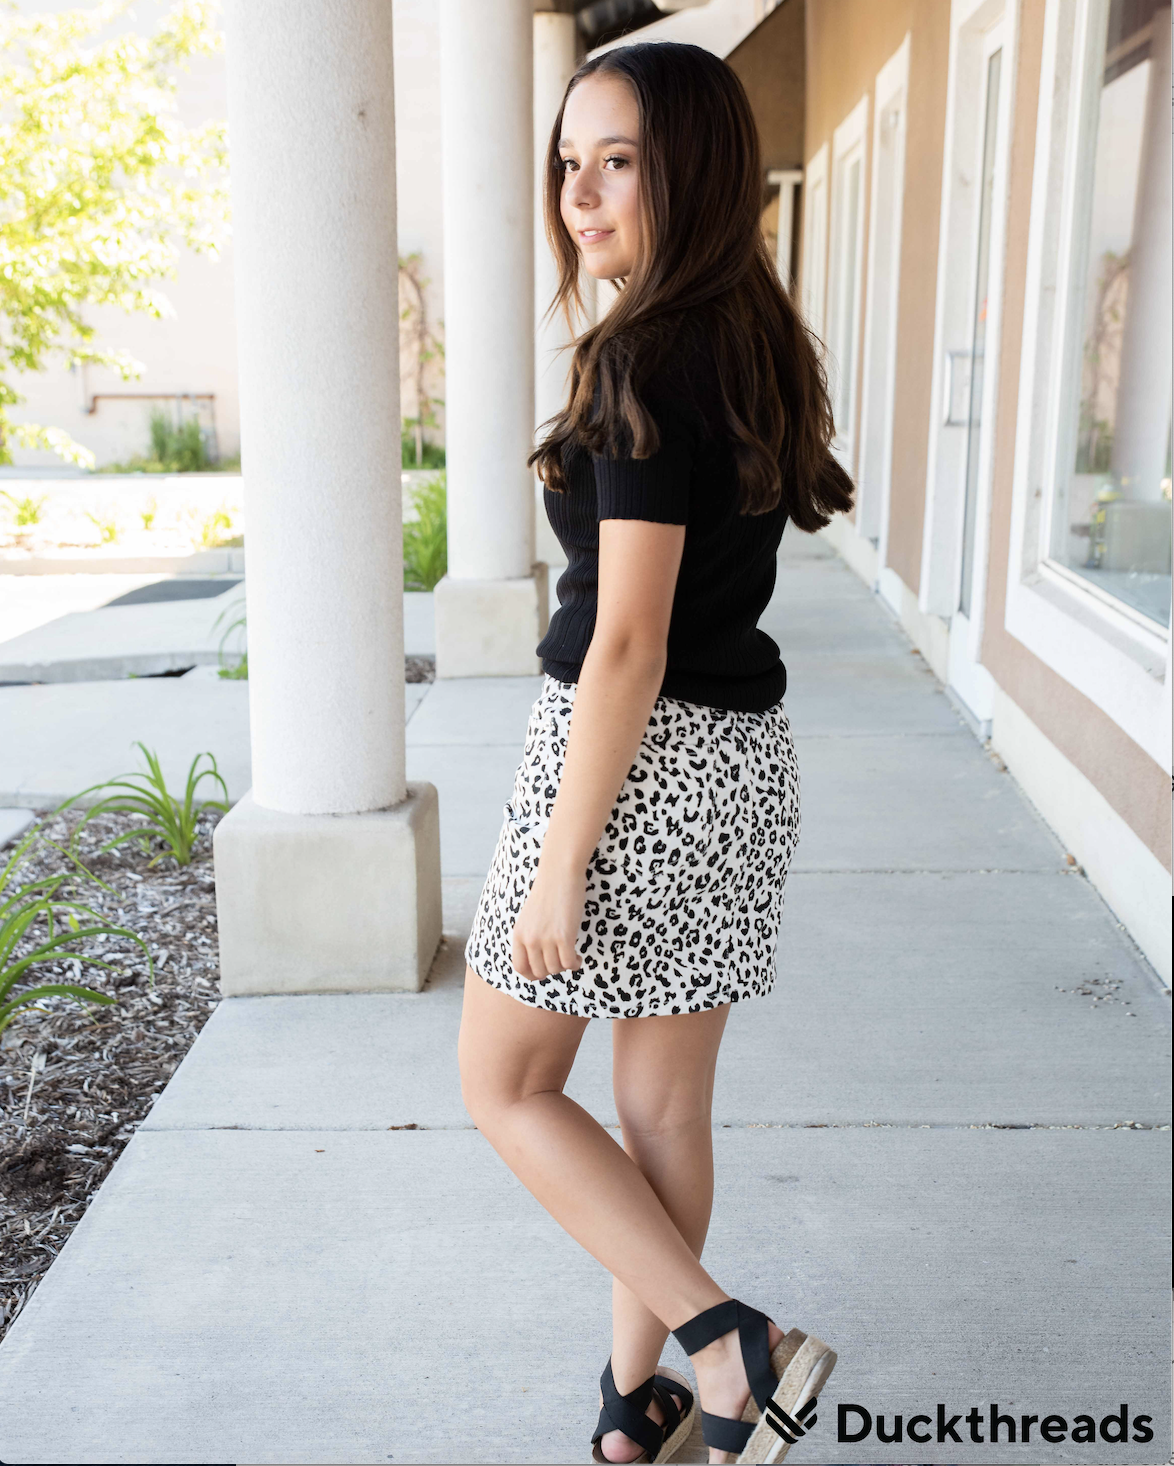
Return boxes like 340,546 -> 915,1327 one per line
765,1394 -> 819,1443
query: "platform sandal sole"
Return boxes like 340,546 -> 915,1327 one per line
590,1365 -> 697,1465
651,1366 -> 697,1464
734,1329 -> 837,1465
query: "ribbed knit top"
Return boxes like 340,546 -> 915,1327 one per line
536,330 -> 790,713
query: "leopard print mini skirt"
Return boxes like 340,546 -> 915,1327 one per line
464,674 -> 801,1019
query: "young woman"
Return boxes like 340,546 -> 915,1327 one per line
459,40 -> 854,1466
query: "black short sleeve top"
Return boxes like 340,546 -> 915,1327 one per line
535,331 -> 790,713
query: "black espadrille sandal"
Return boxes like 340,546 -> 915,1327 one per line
670,1298 -> 836,1464
590,1357 -> 696,1464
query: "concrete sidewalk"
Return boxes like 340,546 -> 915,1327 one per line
0,533 -> 1168,1465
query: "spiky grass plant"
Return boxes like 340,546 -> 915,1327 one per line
212,593 -> 247,679
0,828 -> 152,1039
58,744 -> 230,870
84,510 -> 120,544
0,489 -> 47,528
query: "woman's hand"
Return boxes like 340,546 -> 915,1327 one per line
511,858 -> 588,980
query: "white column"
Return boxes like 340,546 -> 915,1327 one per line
534,12 -> 580,433
1112,6 -> 1173,499
434,0 -> 549,677
534,11 -> 580,569
214,0 -> 441,995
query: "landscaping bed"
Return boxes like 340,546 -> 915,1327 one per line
0,807 -> 222,1344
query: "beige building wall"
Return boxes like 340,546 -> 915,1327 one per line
980,0 -> 1170,874
802,0 -> 950,588
727,0 -> 806,172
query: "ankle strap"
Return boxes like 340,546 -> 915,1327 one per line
672,1297 -> 777,1418
670,1298 -> 739,1356
591,1358 -> 663,1460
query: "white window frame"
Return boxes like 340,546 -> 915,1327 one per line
801,142 -> 829,340
826,95 -> 870,468
856,34 -> 911,568
1004,0 -> 1171,769
767,168 -> 803,294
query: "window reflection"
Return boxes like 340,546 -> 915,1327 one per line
1052,0 -> 1172,629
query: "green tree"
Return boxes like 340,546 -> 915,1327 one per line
0,0 -> 229,468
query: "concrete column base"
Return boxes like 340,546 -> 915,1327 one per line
213,784 -> 442,995
434,564 -> 549,677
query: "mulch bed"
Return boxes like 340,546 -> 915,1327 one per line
0,807 -> 223,1344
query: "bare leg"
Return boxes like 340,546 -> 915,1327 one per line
593,1003 -> 730,1462
459,967 -> 782,1464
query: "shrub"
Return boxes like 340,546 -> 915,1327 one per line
403,471 -> 447,591
401,427 -> 446,469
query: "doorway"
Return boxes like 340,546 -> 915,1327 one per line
920,0 -> 1017,731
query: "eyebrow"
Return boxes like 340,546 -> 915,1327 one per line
558,134 -> 638,149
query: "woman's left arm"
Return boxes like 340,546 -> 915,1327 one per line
510,515 -> 686,981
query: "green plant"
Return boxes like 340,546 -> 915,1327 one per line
179,501 -> 235,548
0,2 -> 229,469
401,428 -> 446,470
403,471 -> 447,591
148,409 -> 210,472
149,408 -> 174,465
140,495 -> 158,531
58,744 -> 231,869
0,828 -> 152,1039
0,489 -> 47,528
212,594 -> 247,679
84,509 -> 120,544
195,506 -> 234,548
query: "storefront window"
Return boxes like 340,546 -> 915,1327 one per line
1050,0 -> 1172,629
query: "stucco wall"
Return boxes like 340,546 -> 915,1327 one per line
979,0 -> 1171,872
727,0 -> 805,172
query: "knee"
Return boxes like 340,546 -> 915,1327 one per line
614,1087 -> 710,1140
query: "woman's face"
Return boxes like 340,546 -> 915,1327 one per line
558,72 -> 641,280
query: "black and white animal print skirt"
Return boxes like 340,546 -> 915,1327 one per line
464,674 -> 801,1019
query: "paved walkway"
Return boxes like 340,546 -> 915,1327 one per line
0,583 -> 433,807
0,533 -> 1169,1464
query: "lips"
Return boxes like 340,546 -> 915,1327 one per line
578,228 -> 614,243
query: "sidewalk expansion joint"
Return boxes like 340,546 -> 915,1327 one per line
140,1119 -> 1171,1133
790,730 -> 968,739
794,866 -> 1074,875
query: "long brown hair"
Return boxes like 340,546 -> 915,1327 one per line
529,42 -> 854,532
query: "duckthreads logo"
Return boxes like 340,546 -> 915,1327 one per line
766,1395 -> 818,1444
836,1402 -> 1155,1446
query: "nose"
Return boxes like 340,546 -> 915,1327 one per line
562,167 -> 597,214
